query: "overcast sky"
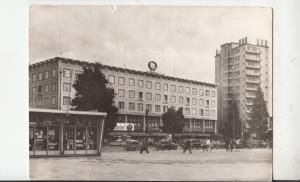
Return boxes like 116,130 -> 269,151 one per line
29,6 -> 272,83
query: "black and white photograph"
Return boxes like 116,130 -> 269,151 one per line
28,5 -> 273,181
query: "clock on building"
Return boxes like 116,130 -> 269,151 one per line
148,61 -> 157,72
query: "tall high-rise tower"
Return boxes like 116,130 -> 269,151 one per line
215,37 -> 271,137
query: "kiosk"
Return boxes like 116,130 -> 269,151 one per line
29,108 -> 106,157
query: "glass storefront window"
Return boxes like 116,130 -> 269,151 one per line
64,127 -> 74,150
76,128 -> 86,150
87,128 -> 97,150
35,127 -> 47,151
48,127 -> 59,151
29,127 -> 34,151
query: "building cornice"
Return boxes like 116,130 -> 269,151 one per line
29,56 -> 217,88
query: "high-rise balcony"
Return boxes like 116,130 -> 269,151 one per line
245,93 -> 256,98
245,49 -> 260,54
246,102 -> 254,106
245,70 -> 260,76
245,55 -> 260,61
245,63 -> 260,69
245,78 -> 260,84
246,86 -> 258,91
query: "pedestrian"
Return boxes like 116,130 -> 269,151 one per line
183,139 -> 192,154
206,138 -> 212,151
230,139 -> 234,152
225,137 -> 229,152
140,138 -> 149,154
235,138 -> 241,152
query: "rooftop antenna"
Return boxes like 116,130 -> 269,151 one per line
173,55 -> 176,76
122,42 -> 126,68
58,29 -> 62,56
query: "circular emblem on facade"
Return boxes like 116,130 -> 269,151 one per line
148,61 -> 157,72
127,124 -> 133,131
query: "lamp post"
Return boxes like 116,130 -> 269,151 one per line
145,108 -> 149,135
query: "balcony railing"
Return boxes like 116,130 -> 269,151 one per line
245,49 -> 260,54
246,94 -> 256,98
246,102 -> 254,106
246,87 -> 258,91
245,79 -> 260,83
245,70 -> 260,76
246,64 -> 260,69
245,54 -> 260,61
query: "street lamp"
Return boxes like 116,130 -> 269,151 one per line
145,108 -> 149,135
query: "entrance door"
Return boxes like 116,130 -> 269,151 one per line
34,126 -> 47,155
87,127 -> 97,154
64,127 -> 75,155
47,126 -> 60,155
29,126 -> 34,155
75,127 -> 86,154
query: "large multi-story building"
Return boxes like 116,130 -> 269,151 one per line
29,57 -> 218,137
215,37 -> 271,136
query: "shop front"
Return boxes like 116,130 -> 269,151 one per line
29,108 -> 106,157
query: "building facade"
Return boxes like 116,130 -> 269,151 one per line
29,57 -> 218,137
215,37 -> 272,136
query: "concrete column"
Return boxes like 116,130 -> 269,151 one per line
143,115 -> 146,132
202,120 -> 205,133
60,120 -> 64,156
99,116 -> 105,156
125,114 -> 128,123
189,118 -> 192,133
214,120 -> 217,134
159,116 -> 163,127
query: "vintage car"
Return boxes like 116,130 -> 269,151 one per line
190,139 -> 204,149
155,140 -> 177,150
108,138 -> 126,147
124,140 -> 140,151
251,140 -> 268,148
182,139 -> 204,149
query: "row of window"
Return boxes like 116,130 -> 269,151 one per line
117,101 -> 216,117
32,68 -> 84,82
33,82 -> 72,95
118,90 -> 215,107
32,69 -> 56,82
62,69 -> 83,78
108,75 -> 215,96
34,96 -> 57,107
33,83 -> 57,95
190,120 -> 215,129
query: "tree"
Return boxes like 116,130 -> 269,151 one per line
161,107 -> 185,136
72,63 -> 118,135
248,86 -> 269,139
225,101 -> 243,138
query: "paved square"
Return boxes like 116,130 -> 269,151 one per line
30,148 -> 272,181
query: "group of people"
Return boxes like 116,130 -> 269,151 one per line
139,136 -> 271,154
225,138 -> 242,152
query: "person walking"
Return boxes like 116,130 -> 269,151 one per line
140,138 -> 149,154
225,137 -> 229,152
206,138 -> 212,152
235,138 -> 241,152
230,139 -> 234,152
183,139 -> 192,154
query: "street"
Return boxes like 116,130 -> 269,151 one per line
30,148 -> 272,181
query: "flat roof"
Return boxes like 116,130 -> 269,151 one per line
29,57 -> 217,88
29,107 -> 107,116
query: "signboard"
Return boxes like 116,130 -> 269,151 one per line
113,123 -> 135,131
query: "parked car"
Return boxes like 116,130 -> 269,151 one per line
190,139 -> 203,149
124,140 -> 140,151
155,140 -> 177,150
108,138 -> 126,147
251,140 -> 268,148
211,140 -> 226,149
